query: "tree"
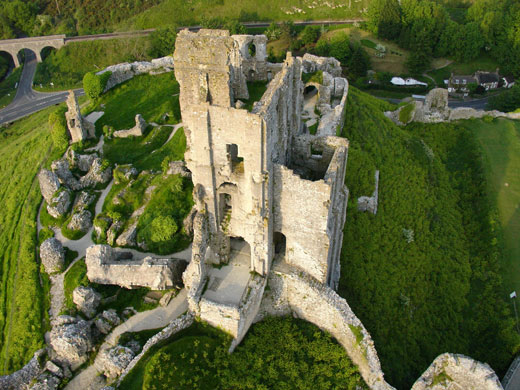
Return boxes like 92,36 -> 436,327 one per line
82,71 -> 111,100
225,20 -> 246,35
300,25 -> 320,46
348,44 -> 371,78
367,0 -> 402,40
148,25 -> 177,58
328,32 -> 351,64
454,22 -> 484,63
434,19 -> 460,58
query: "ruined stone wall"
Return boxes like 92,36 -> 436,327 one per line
117,313 -> 194,385
260,264 -> 394,390
411,353 -> 503,390
97,56 -> 174,93
85,245 -> 183,290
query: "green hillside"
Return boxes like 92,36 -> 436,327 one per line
339,88 -> 519,388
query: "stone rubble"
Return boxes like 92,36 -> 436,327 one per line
47,189 -> 71,219
67,209 -> 93,233
49,315 -> 93,369
95,309 -> 121,335
40,238 -> 65,274
73,286 -> 101,319
38,169 -> 61,204
113,114 -> 147,138
97,346 -> 134,379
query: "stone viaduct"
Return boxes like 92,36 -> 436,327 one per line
0,35 -> 65,67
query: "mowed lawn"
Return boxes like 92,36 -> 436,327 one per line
469,119 -> 520,295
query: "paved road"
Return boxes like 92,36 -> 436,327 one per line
0,50 -> 84,125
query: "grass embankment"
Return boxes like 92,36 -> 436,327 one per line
119,0 -> 368,30
467,119 -> 520,295
0,67 -> 22,109
120,316 -> 368,390
0,106 -> 64,374
339,87 -> 519,388
91,72 -> 180,133
33,38 -> 153,91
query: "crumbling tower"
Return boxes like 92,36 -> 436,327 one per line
65,90 -> 95,143
175,29 -> 349,346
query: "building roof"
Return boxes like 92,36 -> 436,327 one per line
476,72 -> 499,84
450,75 -> 477,84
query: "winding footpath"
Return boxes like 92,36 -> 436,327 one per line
64,290 -> 188,390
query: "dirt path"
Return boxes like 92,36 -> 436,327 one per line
64,289 -> 188,390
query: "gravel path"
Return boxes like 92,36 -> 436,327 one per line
64,289 -> 188,390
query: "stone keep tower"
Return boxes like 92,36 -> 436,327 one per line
65,90 -> 95,143
174,29 -> 349,345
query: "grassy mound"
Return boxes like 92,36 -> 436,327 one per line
121,317 -> 367,390
339,87 -> 519,388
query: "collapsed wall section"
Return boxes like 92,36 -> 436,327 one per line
261,263 -> 395,390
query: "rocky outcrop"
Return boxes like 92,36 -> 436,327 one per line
51,159 -> 81,191
73,191 -> 96,211
67,210 -> 92,233
39,169 -> 60,203
86,244 -> 188,290
113,114 -> 147,138
49,316 -> 93,369
47,189 -> 71,219
0,349 -> 46,390
40,238 -> 65,274
73,286 -> 101,318
97,56 -> 174,92
166,160 -> 191,178
412,353 -> 503,390
97,346 -> 134,379
94,309 -> 121,335
67,150 -> 97,172
106,220 -> 123,246
114,165 -> 138,184
29,372 -> 61,390
115,222 -> 137,247
79,158 -> 112,188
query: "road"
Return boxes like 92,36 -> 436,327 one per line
0,50 -> 84,125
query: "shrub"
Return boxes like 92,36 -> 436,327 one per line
83,71 -> 111,100
48,106 -> 69,151
300,25 -> 320,45
148,26 -> 177,58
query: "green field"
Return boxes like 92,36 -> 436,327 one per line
339,88 -> 519,388
467,119 -> 520,296
0,106 -> 65,374
119,0 -> 368,31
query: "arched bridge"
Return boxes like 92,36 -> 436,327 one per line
0,35 -> 65,67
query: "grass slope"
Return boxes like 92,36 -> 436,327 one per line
339,87 -> 518,388
33,38 -> 152,91
468,119 -> 520,295
119,0 -> 368,31
0,106 -> 62,374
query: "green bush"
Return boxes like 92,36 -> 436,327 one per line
48,106 -> 69,152
83,71 -> 111,100
148,26 -> 177,58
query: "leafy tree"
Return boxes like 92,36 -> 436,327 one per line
265,22 -> 281,41
434,19 -> 460,58
328,32 -> 351,64
487,85 -> 520,112
367,0 -> 402,40
82,71 -> 111,100
225,20 -> 246,35
300,25 -> 320,45
454,22 -> 484,63
148,25 -> 177,58
348,44 -> 371,78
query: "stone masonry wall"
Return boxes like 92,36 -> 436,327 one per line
261,264 -> 395,390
